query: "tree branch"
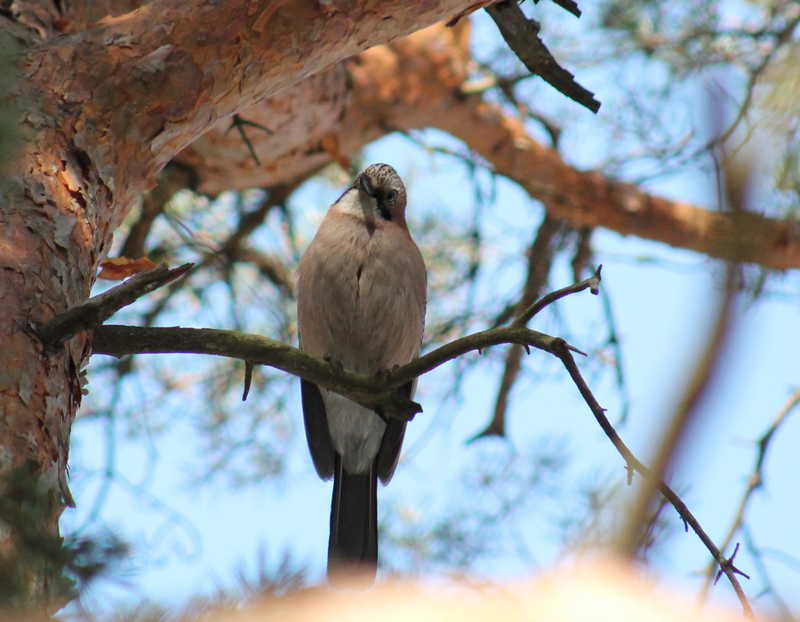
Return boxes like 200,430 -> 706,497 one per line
35,263 -> 193,347
91,321 -> 585,423
31,0 -> 476,212
83,264 -> 593,421
92,324 -> 418,421
486,1 -> 600,113
513,265 -> 601,326
432,95 -> 800,270
180,24 -> 800,270
549,341 -> 754,618
700,389 -> 800,598
70,258 -> 754,613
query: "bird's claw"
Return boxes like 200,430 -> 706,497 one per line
324,355 -> 345,374
374,366 -> 398,383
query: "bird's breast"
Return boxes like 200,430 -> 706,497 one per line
301,222 -> 424,375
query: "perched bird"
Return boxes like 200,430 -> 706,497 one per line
297,163 -> 427,580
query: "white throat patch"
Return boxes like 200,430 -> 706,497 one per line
334,187 -> 377,221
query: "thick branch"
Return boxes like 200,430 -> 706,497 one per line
88,269 -> 592,422
177,24 -> 800,270
28,0 -> 474,212
92,325 -> 420,420
431,97 -> 800,270
92,322 -> 579,415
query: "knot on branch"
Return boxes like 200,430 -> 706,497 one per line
714,542 -> 751,585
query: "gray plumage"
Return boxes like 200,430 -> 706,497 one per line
297,163 -> 426,579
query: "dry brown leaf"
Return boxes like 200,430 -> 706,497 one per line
97,256 -> 156,280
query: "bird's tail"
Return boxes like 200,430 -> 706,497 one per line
328,454 -> 377,582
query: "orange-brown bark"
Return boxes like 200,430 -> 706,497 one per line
24,0 -> 471,212
1,0 -> 475,605
179,23 -> 800,270
432,101 -> 800,269
177,23 -> 473,193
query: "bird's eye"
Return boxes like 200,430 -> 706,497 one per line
385,189 -> 398,202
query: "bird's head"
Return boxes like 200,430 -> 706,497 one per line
356,163 -> 407,224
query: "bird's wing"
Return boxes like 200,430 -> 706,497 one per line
300,379 -> 335,479
375,380 -> 413,484
297,220 -> 349,481
374,229 -> 426,485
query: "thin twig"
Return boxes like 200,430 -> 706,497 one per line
225,114 -> 274,166
699,11 -> 800,154
551,342 -> 754,618
141,184 -> 294,326
599,285 -> 631,425
118,163 -> 198,259
700,389 -> 800,597
513,265 -> 601,326
741,525 -> 792,618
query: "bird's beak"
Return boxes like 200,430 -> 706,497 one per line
359,174 -> 376,198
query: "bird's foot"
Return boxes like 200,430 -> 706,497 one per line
374,364 -> 402,382
324,355 -> 345,374
374,367 -> 394,384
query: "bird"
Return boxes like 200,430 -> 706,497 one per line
296,163 -> 427,581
